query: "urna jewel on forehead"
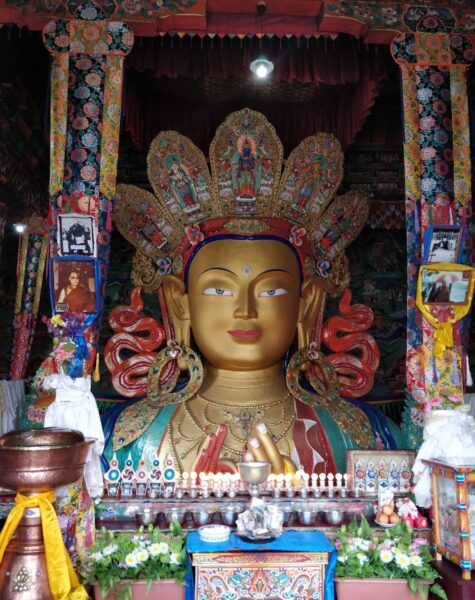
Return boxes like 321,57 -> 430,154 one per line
113,108 -> 370,292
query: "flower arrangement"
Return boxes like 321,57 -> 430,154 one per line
335,516 -> 447,599
84,523 -> 187,600
42,312 -> 90,378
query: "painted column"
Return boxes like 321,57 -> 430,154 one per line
391,15 -> 474,409
42,6 -> 133,368
10,219 -> 49,380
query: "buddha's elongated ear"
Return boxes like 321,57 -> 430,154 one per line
297,277 -> 326,349
161,275 -> 190,346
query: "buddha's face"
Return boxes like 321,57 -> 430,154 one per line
186,239 -> 301,370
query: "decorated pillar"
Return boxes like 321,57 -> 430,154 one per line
42,5 -> 133,368
10,218 -> 49,380
391,15 -> 474,409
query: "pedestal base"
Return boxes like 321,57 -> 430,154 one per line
433,558 -> 475,600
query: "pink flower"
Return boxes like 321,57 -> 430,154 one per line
289,225 -> 306,247
185,224 -> 204,246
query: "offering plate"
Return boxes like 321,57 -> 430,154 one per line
235,530 -> 278,544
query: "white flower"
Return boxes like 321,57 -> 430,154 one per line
149,543 -> 162,557
157,542 -> 169,554
91,551 -> 104,561
103,544 -> 118,557
125,553 -> 138,568
356,553 -> 368,566
136,549 -> 149,563
380,549 -> 393,563
170,552 -> 181,565
411,554 -> 423,567
395,552 -> 410,570
132,534 -> 146,543
356,539 -> 370,551
337,554 -> 348,563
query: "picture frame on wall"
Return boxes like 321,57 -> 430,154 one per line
49,256 -> 100,314
420,266 -> 472,305
424,225 -> 464,264
57,213 -> 97,257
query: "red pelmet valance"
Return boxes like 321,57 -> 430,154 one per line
123,35 -> 392,153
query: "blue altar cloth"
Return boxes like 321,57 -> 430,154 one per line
185,529 -> 336,600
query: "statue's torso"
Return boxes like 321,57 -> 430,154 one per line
158,393 -> 297,473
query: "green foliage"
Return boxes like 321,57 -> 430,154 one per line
84,523 -> 187,600
335,516 -> 447,600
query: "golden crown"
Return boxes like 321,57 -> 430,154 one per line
114,108 -> 369,292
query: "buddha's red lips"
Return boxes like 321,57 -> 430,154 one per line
227,329 -> 262,339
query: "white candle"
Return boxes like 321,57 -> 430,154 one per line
319,473 -> 326,487
311,473 -> 318,488
327,473 -> 334,487
335,473 -> 342,488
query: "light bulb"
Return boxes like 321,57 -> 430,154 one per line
14,223 -> 26,233
256,64 -> 268,78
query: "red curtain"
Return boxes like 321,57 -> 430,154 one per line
123,35 -> 392,153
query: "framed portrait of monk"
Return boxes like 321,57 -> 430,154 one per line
49,257 -> 100,314
424,225 -> 464,264
420,267 -> 472,305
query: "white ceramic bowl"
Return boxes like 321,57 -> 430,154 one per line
198,525 -> 231,543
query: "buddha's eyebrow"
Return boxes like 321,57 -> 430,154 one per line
200,267 -> 236,276
258,268 -> 290,276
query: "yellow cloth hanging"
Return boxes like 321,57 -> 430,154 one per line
0,491 -> 89,600
416,262 -> 475,358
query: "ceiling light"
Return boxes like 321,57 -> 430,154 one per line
14,223 -> 26,233
250,57 -> 274,79
249,1 -> 274,80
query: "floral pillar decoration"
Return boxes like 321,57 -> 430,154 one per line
10,218 -> 49,380
42,4 -> 133,367
391,15 -> 474,410
38,5 -> 133,566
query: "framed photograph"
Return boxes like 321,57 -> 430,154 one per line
58,213 -> 97,257
424,225 -> 464,264
346,449 -> 416,494
420,267 -> 472,305
49,256 -> 100,314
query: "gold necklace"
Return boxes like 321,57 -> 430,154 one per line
185,397 -> 295,446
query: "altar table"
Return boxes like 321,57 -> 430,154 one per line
185,529 -> 336,600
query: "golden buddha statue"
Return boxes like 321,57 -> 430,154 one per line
104,109 -> 401,475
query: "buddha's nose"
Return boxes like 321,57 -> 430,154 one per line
233,288 -> 257,319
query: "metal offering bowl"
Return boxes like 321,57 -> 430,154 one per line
191,509 -> 213,526
135,508 -> 158,527
164,509 -> 186,526
221,507 -> 241,526
281,510 -> 295,525
323,509 -> 345,526
237,462 -> 271,485
0,428 -> 94,492
297,508 -> 319,526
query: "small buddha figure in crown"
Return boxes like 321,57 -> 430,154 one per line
106,109 -> 401,475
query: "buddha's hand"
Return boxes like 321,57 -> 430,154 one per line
192,422 -> 295,476
193,424 -> 236,474
246,423 -> 296,475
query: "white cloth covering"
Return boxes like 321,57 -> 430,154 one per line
413,409 -> 475,507
0,379 -> 25,435
43,374 -> 104,498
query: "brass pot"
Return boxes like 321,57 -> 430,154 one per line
0,428 -> 94,599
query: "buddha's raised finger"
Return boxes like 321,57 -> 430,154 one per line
247,436 -> 269,463
254,423 -> 286,474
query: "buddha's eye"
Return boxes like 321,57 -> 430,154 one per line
202,288 -> 233,296
258,288 -> 287,297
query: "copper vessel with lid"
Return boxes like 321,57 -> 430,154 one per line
0,428 -> 94,599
